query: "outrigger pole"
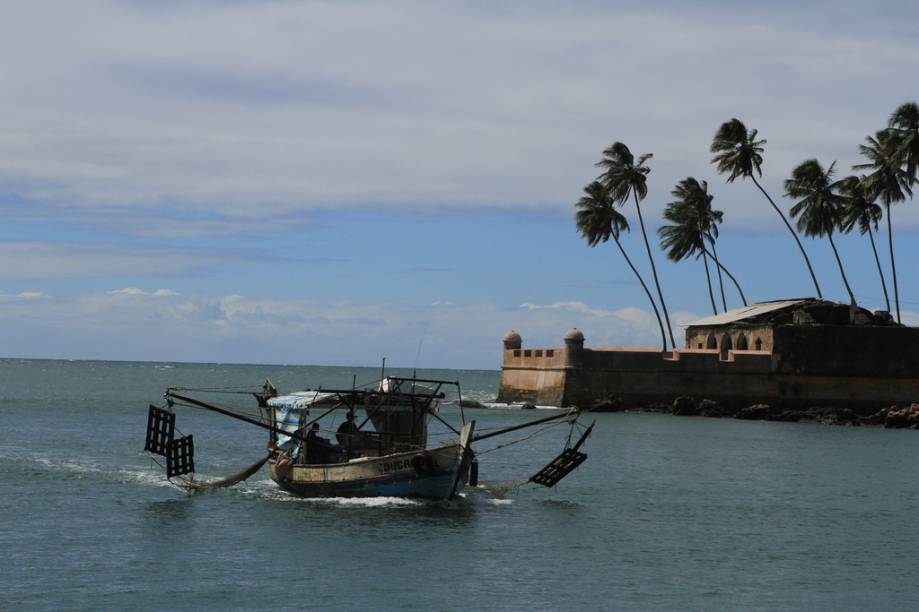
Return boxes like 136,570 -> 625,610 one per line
470,408 -> 582,443
165,390 -> 312,445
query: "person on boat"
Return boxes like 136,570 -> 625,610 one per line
306,422 -> 337,464
336,412 -> 362,449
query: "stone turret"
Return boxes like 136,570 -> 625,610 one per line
503,329 -> 522,350
564,328 -> 584,367
564,328 -> 584,349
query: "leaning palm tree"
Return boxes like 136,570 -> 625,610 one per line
888,102 -> 919,186
575,181 -> 667,352
658,178 -> 747,313
710,119 -> 823,298
854,130 -> 913,323
785,159 -> 855,305
596,142 -> 675,349
838,175 -> 890,312
660,195 -> 718,314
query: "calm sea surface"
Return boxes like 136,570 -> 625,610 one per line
2,358 -> 919,610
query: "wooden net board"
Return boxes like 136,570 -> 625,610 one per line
529,449 -> 587,487
144,405 -> 175,457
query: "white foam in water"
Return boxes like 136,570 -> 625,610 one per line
305,496 -> 424,507
235,481 -> 426,506
482,402 -> 561,411
27,453 -> 179,489
22,452 -> 514,506
33,455 -> 103,476
233,478 -> 516,508
118,468 -> 182,488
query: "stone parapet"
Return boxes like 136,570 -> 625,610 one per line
497,326 -> 919,410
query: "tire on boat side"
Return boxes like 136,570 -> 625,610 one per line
411,451 -> 437,476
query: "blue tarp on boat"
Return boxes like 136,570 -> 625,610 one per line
266,391 -> 334,450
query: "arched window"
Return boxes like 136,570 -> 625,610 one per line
736,334 -> 749,351
754,338 -> 763,351
719,333 -> 733,360
706,333 -> 717,349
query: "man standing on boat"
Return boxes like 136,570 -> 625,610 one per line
336,412 -> 361,450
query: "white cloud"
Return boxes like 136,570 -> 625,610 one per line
0,289 -> 699,368
0,1 -> 917,231
107,287 -> 179,297
517,300 -> 699,348
0,291 -> 50,302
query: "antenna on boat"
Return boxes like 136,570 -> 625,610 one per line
414,337 -> 424,372
379,357 -> 386,387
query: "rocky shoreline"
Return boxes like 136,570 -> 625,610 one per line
587,396 -> 919,429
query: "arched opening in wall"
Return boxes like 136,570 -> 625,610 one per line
719,334 -> 733,360
736,334 -> 749,351
706,333 -> 717,349
754,337 -> 763,351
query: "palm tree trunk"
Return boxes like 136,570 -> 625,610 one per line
702,246 -> 747,306
826,232 -> 856,305
710,239 -> 728,312
886,203 -> 901,323
866,226 -> 891,312
701,238 -> 718,315
613,236 -> 668,352
750,175 -> 823,299
633,191 -> 676,349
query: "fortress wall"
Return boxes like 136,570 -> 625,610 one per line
559,347 -> 774,407
497,347 -> 567,404
498,345 -> 773,405
570,346 -> 772,374
497,366 -> 567,405
773,325 -> 919,377
498,325 -> 919,409
502,346 -> 567,369
561,366 -> 919,409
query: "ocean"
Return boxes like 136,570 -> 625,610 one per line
2,358 -> 919,610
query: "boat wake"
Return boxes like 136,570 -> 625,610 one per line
8,451 -> 190,489
7,449 -> 516,507
232,478 -> 513,508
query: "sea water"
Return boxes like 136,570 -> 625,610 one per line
2,358 -> 919,610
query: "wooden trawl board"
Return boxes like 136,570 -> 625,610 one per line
166,435 -> 195,478
144,405 -> 175,457
530,448 -> 587,487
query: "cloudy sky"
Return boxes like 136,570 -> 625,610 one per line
1,0 -> 918,368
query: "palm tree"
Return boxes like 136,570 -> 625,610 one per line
710,119 -> 823,298
854,130 -> 913,323
575,181 -> 668,351
838,175 -> 890,312
889,102 -> 919,186
784,159 -> 855,305
659,189 -> 718,314
596,142 -> 675,349
658,177 -> 747,313
709,232 -> 728,313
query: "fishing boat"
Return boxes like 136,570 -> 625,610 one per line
143,374 -> 594,501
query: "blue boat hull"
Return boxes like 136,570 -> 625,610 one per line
274,469 -> 461,500
270,442 -> 469,501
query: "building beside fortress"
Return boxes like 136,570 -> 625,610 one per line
497,299 -> 919,410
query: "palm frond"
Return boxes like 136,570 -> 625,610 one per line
710,118 -> 765,182
785,159 -> 844,237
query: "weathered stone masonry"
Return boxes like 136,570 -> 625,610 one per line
497,300 -> 919,410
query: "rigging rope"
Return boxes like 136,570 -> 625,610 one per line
474,420 -> 567,456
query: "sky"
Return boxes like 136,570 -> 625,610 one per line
1,0 -> 918,369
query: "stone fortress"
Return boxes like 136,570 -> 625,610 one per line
497,299 -> 919,413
